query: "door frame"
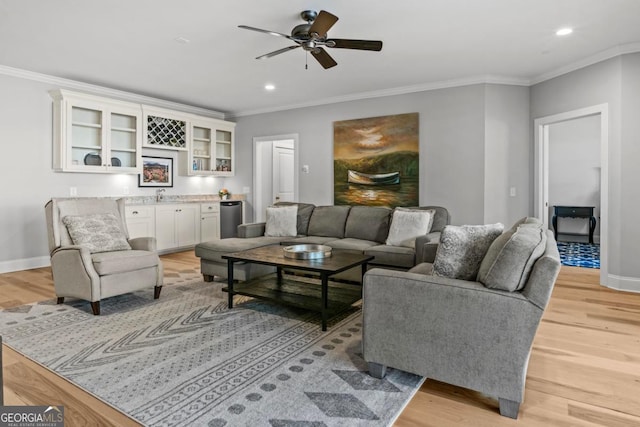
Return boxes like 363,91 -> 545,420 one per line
534,104 -> 608,285
253,133 -> 299,222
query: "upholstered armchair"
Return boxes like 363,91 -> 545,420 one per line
362,227 -> 560,419
45,198 -> 163,315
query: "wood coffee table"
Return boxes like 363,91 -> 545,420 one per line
222,245 -> 374,331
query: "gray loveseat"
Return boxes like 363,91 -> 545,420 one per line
362,218 -> 561,419
195,203 -> 450,282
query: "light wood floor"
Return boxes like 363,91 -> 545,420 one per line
2,251 -> 639,426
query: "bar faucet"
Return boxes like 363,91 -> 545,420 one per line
156,189 -> 166,202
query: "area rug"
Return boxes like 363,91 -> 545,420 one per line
557,241 -> 600,268
0,279 -> 423,426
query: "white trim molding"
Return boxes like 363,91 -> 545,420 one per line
0,256 -> 50,275
607,274 -> 640,293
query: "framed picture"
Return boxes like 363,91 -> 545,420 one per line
138,156 -> 173,187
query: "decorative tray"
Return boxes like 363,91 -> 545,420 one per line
283,244 -> 332,260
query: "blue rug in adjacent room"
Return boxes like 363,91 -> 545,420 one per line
557,242 -> 600,268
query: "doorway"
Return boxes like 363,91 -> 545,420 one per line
534,104 -> 608,285
253,134 -> 299,222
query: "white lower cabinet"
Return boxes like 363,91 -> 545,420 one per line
155,204 -> 201,251
125,205 -> 155,239
200,203 -> 220,242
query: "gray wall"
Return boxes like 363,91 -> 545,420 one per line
0,73 -> 227,271
233,84 -> 531,227
531,52 -> 640,280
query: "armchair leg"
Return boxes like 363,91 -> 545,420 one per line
368,362 -> 387,379
154,286 -> 162,299
499,398 -> 520,419
56,297 -> 64,304
90,301 -> 100,315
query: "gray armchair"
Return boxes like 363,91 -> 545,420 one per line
362,230 -> 560,418
45,198 -> 163,315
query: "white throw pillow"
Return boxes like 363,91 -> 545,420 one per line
385,208 -> 435,248
265,205 -> 298,237
62,213 -> 132,253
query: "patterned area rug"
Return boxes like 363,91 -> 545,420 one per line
557,242 -> 600,268
0,278 -> 423,426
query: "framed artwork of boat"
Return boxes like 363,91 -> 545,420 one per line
333,113 -> 419,207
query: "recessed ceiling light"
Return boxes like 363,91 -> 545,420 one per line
265,84 -> 275,91
556,28 -> 573,36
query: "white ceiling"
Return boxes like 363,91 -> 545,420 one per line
1,0 -> 639,117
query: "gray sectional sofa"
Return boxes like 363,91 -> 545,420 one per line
195,202 -> 450,282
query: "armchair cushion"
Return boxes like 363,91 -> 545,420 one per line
477,226 -> 547,292
433,223 -> 504,280
62,213 -> 131,253
92,250 -> 160,275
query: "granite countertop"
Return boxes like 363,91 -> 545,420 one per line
125,194 -> 245,205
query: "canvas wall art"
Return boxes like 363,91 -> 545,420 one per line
334,112 -> 419,207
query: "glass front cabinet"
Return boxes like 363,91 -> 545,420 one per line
178,118 -> 236,177
50,90 -> 142,174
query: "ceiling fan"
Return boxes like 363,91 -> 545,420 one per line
238,10 -> 383,69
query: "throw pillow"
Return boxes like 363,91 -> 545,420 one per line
62,213 -> 131,253
433,223 -> 504,280
477,226 -> 547,291
264,205 -> 298,237
386,208 -> 435,248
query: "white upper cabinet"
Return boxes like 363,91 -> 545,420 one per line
142,106 -> 190,151
50,89 -> 142,174
178,118 -> 236,177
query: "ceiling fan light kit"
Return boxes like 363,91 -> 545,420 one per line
239,10 -> 383,69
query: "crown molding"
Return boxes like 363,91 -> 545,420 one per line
0,64 -> 226,119
229,75 -> 531,118
530,42 -> 640,85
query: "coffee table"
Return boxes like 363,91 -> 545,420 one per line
222,245 -> 374,331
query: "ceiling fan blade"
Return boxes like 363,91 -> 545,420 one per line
311,47 -> 337,69
256,45 -> 300,60
327,39 -> 383,51
308,10 -> 338,37
238,25 -> 293,40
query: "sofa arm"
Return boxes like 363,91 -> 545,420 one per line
362,268 -> 543,401
238,222 -> 266,238
415,231 -> 441,263
129,237 -> 156,252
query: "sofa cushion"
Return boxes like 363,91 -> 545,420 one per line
477,225 -> 547,291
386,208 -> 435,248
62,213 -> 131,253
408,262 -> 434,275
92,250 -> 159,275
265,205 -> 298,237
365,245 -> 416,268
279,236 -> 337,246
307,205 -> 351,238
433,223 -> 504,280
275,202 -> 316,235
509,216 -> 543,232
325,238 -> 379,253
195,236 -> 286,263
344,206 -> 392,243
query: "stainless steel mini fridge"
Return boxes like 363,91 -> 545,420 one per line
220,200 -> 242,238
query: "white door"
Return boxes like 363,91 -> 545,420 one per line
253,134 -> 298,222
273,140 -> 295,203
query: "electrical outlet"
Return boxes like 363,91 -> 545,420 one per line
242,186 -> 251,194
509,187 -> 517,197
302,165 -> 310,173
69,187 -> 77,197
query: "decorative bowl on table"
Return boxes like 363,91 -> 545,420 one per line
283,244 -> 332,260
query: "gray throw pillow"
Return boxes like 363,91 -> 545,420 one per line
62,213 -> 131,253
477,226 -> 547,291
433,223 -> 504,280
264,205 -> 298,237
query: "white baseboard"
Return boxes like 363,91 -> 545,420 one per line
606,274 -> 640,293
0,256 -> 50,274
